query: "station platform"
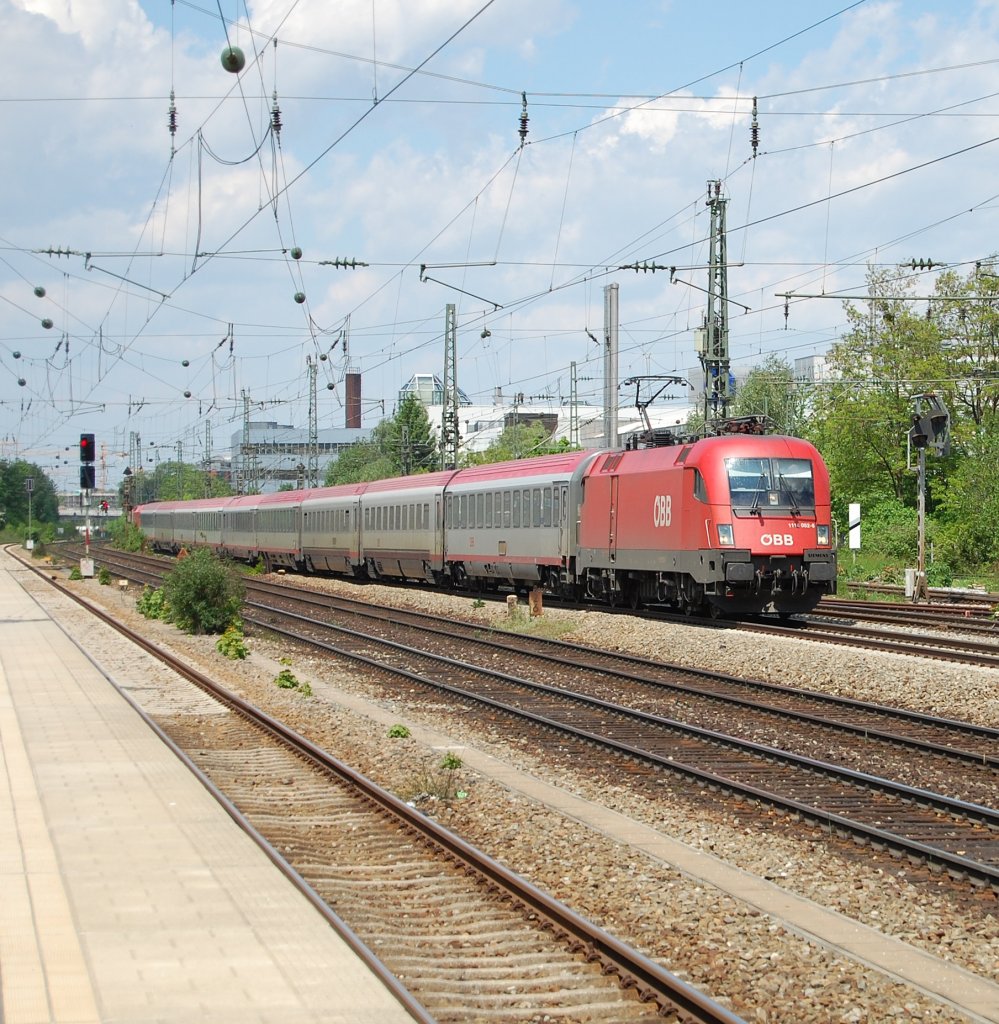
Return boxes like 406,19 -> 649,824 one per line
0,549 -> 419,1024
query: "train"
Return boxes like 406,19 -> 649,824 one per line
133,431 -> 837,617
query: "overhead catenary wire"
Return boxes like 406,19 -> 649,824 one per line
9,0 -> 999,466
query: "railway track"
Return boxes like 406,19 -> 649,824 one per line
73,542 -> 999,668
817,596 -> 998,629
73,545 -> 999,892
22,548 -> 747,1024
731,614 -> 999,668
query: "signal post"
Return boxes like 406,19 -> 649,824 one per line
79,432 -> 96,577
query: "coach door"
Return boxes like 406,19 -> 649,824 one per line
557,483 -> 568,555
608,474 -> 619,563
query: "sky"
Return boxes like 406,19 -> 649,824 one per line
3,0 -> 999,491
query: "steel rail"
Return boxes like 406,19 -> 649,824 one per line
240,602 -> 999,891
20,546 -> 746,1024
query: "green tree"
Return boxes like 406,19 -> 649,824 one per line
0,460 -> 59,538
929,263 -> 999,428
934,426 -> 999,569
464,421 -> 572,465
732,354 -> 812,437
374,393 -> 439,474
324,440 -> 394,485
810,267 -> 948,515
123,462 -> 233,504
324,395 -> 439,484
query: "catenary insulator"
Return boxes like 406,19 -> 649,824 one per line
271,93 -> 282,137
750,96 -> 759,157
168,90 -> 178,137
221,46 -> 245,73
519,91 -> 529,147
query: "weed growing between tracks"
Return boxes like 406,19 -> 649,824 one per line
402,751 -> 468,805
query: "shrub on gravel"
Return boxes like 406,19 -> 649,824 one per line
160,547 -> 244,635
215,624 -> 248,659
136,585 -> 169,620
109,515 -> 145,552
273,668 -> 312,696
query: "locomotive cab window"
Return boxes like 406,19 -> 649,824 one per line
691,468 -> 707,503
726,457 -> 815,513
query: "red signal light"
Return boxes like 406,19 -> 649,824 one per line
80,433 -> 95,462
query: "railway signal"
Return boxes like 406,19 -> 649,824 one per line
80,432 -> 96,491
909,394 -> 950,604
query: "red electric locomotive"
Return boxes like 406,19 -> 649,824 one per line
573,433 -> 836,616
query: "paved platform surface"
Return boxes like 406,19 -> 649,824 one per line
0,550 -> 418,1024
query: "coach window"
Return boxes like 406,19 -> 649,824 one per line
531,488 -> 542,527
542,486 -> 553,527
523,490 -> 531,524
502,490 -> 511,527
476,493 -> 484,529
512,489 -> 521,527
485,492 -> 493,528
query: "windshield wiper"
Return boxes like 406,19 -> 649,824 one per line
749,473 -> 768,516
778,473 -> 801,515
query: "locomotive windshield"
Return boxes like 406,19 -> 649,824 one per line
725,457 -> 815,514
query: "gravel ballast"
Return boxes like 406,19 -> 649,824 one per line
33,566 -> 999,1024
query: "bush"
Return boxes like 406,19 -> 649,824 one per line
109,515 -> 145,552
216,624 -> 248,659
275,668 -> 299,688
160,547 -> 244,635
136,585 -> 169,620
97,566 -> 112,585
274,668 -> 311,696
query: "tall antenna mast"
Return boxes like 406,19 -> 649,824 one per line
204,420 -> 212,497
307,356 -> 318,487
441,303 -> 460,470
603,283 -> 619,447
569,360 -> 579,448
699,180 -> 731,431
241,389 -> 257,494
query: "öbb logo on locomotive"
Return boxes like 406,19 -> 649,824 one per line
133,433 -> 837,618
652,494 -> 672,528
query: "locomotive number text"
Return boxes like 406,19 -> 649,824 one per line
653,494 -> 672,528
760,533 -> 795,547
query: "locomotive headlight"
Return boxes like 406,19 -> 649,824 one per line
717,524 -> 734,546
817,525 -> 830,546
